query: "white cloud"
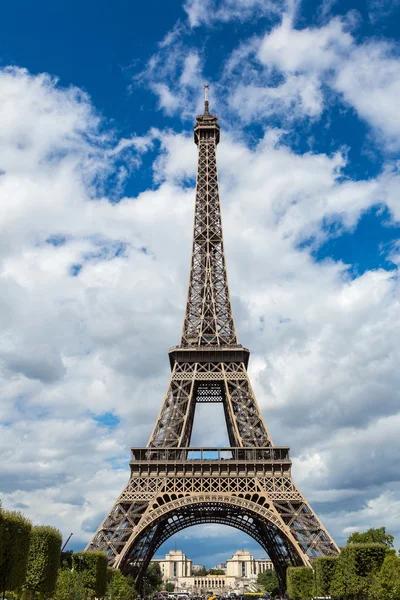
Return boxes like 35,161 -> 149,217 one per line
334,41 -> 400,147
367,0 -> 400,23
183,0 -> 286,28
230,75 -> 324,121
223,9 -> 400,146
2,64 -> 400,553
137,46 -> 205,119
257,15 -> 352,73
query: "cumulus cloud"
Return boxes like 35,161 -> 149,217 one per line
135,43 -> 205,119
2,54 -> 400,554
226,9 -> 400,146
138,0 -> 400,152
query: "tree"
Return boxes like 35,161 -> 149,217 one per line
330,543 -> 387,599
195,567 -> 208,576
165,581 -> 175,592
209,569 -> 225,575
257,570 -> 279,596
60,550 -> 73,570
54,569 -> 77,600
314,556 -> 338,597
107,569 -> 135,600
25,525 -> 62,599
373,553 -> 400,600
0,510 -> 32,597
73,551 -> 108,599
144,563 -> 163,596
347,527 -> 394,549
286,567 -> 313,600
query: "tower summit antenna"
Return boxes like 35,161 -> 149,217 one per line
204,83 -> 210,116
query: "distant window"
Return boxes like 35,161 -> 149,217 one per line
242,562 -> 246,577
174,563 -> 177,577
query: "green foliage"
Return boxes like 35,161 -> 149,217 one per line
73,551 -> 108,599
195,566 -> 208,576
144,563 -> 163,596
60,550 -> 73,570
54,569 -> 77,600
0,510 -> 32,594
347,527 -> 394,549
286,567 -> 313,600
209,569 -> 225,575
372,553 -> 400,600
315,556 -> 338,597
106,569 -> 135,600
330,543 -> 387,600
257,569 -> 279,596
165,581 -> 175,592
25,525 -> 62,598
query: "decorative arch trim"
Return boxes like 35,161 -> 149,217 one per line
115,492 -> 310,569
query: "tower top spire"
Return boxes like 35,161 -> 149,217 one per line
204,84 -> 210,116
194,84 -> 220,144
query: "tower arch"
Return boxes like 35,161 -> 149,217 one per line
114,494 -> 309,589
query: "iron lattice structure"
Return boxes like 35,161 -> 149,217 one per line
86,91 -> 339,589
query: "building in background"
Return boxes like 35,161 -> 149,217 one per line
226,550 -> 273,577
152,549 -> 273,594
192,565 -> 205,573
211,562 -> 227,573
152,550 -> 192,579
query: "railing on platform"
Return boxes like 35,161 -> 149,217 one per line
130,446 -> 290,462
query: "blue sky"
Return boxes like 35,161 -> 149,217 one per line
1,0 -> 400,568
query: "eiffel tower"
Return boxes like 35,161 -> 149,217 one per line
86,87 -> 339,589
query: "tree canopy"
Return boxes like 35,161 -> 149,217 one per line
73,551 -> 108,599
257,569 -> 279,596
347,527 -> 394,549
314,556 -> 338,597
0,510 -> 32,596
330,543 -> 387,599
54,569 -> 77,600
145,562 -> 163,596
286,567 -> 313,600
209,569 -> 225,575
107,569 -> 135,600
373,552 -> 400,600
25,525 -> 63,599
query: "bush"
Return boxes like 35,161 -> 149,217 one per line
286,566 -> 313,599
330,543 -> 387,599
0,510 -> 32,595
144,563 -> 163,596
73,551 -> 108,598
54,569 -> 77,600
257,569 -> 280,596
315,556 -> 338,597
107,569 -> 135,600
371,553 -> 400,600
25,525 -> 62,598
